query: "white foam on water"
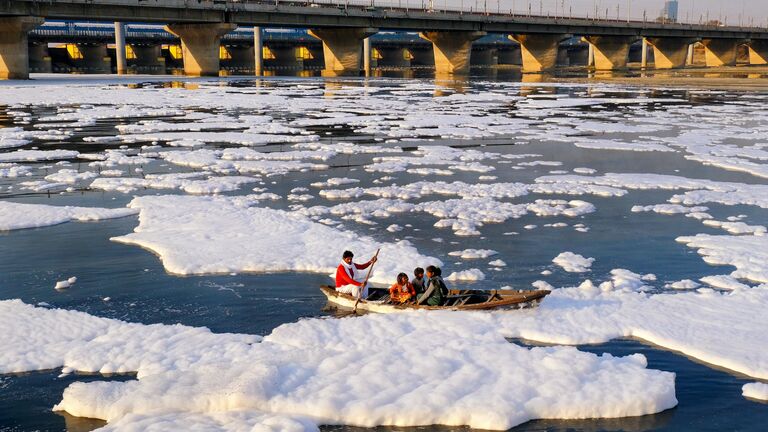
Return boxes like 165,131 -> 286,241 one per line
44,169 -> 99,184
0,201 -> 138,231
112,195 -> 440,283
665,279 -> 700,290
676,235 -> 768,284
445,268 -> 486,281
97,411 -> 318,432
742,382 -> 768,401
574,139 -> 676,153
448,249 -> 498,259
553,252 -> 595,273
91,172 -> 258,195
699,275 -> 752,291
0,299 -> 677,430
0,163 -> 33,178
0,149 -> 79,163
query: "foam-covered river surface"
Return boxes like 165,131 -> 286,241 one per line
1,75 -> 766,431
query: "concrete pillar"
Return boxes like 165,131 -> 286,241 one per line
254,26 -> 263,76
0,16 -> 44,80
29,43 -> 52,73
375,47 -> 412,68
509,33 -> 568,72
115,22 -> 127,75
77,45 -> 111,73
587,43 -> 595,67
409,46 -> 435,66
700,39 -> 742,67
497,46 -> 521,65
419,31 -> 486,75
582,36 -> 636,70
686,44 -> 695,65
308,27 -> 378,76
266,45 -> 302,70
645,37 -> 698,69
222,45 -> 255,75
747,40 -> 768,65
565,45 -> 589,66
164,22 -> 237,76
130,45 -> 166,74
363,37 -> 372,76
641,38 -> 648,68
470,48 -> 498,67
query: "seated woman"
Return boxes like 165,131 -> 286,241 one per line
389,272 -> 416,304
416,265 -> 447,306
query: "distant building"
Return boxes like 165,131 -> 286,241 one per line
660,0 -> 679,22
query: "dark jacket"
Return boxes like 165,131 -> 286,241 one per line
420,276 -> 447,306
411,276 -> 425,294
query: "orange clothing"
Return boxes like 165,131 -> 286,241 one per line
389,282 -> 416,303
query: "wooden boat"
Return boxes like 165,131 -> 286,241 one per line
320,285 -> 550,313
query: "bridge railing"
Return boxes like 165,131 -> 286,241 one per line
230,0 -> 765,29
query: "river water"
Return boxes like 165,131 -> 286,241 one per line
0,72 -> 766,431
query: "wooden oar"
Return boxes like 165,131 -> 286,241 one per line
354,248 -> 380,313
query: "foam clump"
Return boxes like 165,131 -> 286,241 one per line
665,279 -> 700,290
97,411 -> 318,432
0,300 -> 676,430
448,249 -> 497,259
742,382 -> 768,401
553,252 -> 595,273
0,201 -> 137,231
677,234 -> 768,284
112,195 -> 440,284
445,268 -> 486,281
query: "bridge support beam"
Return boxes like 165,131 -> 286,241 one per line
582,36 -> 635,70
130,45 -> 165,74
308,27 -> 377,76
509,33 -> 568,72
375,47 -> 411,68
29,43 -> 52,73
645,37 -> 698,69
222,45 -> 255,75
363,37 -> 372,76
419,30 -> 486,75
115,22 -> 127,75
254,26 -> 263,76
497,46 -> 521,65
747,40 -> 768,65
164,22 -> 236,76
471,48 -> 498,67
77,44 -> 111,73
0,16 -> 44,79
701,39 -> 741,67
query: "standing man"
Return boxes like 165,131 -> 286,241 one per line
335,250 -> 377,300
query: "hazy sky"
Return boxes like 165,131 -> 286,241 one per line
462,1 -> 766,25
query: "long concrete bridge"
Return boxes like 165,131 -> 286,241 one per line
26,22 -> 526,75
2,0 -> 768,79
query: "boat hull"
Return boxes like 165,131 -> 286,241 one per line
320,285 -> 550,313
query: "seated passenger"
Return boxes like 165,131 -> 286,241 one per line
335,250 -> 376,300
416,265 -> 448,306
389,272 -> 416,304
411,267 -> 425,295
